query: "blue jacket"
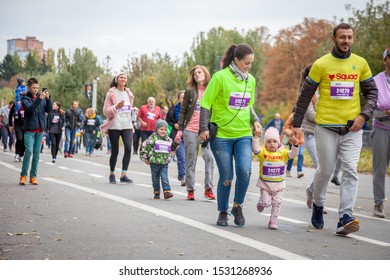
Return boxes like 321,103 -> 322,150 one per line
21,91 -> 52,131
264,118 -> 284,134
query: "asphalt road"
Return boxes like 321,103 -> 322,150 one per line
0,146 -> 389,261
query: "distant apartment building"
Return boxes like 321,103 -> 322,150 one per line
7,36 -> 44,61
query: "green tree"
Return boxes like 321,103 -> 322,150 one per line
40,53 -> 51,74
0,54 -> 19,82
24,50 -> 41,76
345,0 -> 390,75
188,27 -> 244,75
45,48 -> 56,73
12,52 -> 23,74
54,48 -> 104,110
56,48 -> 69,73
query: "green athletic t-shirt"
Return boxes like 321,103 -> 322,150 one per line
200,67 -> 256,138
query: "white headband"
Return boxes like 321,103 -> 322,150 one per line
114,72 -> 127,83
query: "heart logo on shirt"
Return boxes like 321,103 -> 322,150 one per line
329,74 -> 335,81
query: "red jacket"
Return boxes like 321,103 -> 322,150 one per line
137,104 -> 162,132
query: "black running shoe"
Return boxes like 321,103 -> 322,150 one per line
120,175 -> 133,183
311,203 -> 324,229
231,205 -> 245,227
217,211 -> 228,226
109,175 -> 116,184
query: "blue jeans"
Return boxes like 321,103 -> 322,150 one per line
287,144 -> 304,172
150,163 -> 171,192
176,140 -> 186,180
21,132 -> 43,177
84,133 -> 97,154
64,127 -> 76,154
210,137 -> 252,212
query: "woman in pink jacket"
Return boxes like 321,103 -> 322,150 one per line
101,72 -> 135,184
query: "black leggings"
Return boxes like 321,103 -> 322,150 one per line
49,133 -> 62,159
14,125 -> 25,156
108,129 -> 133,172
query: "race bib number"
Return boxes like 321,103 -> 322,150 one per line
262,161 -> 285,180
87,119 -> 96,126
228,92 -> 250,109
194,101 -> 201,112
118,103 -> 131,113
154,140 -> 171,153
147,112 -> 156,120
330,81 -> 354,100
52,116 -> 60,123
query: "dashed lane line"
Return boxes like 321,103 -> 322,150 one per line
88,174 -> 105,178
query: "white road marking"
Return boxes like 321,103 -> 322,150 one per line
346,234 -> 390,246
0,161 -> 20,172
71,170 -> 84,173
57,166 -> 69,170
259,214 -> 307,224
88,174 -> 104,178
42,177 -> 308,260
249,191 -> 390,224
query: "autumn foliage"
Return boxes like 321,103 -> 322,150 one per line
258,18 -> 333,114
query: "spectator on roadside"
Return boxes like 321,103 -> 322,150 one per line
138,97 -> 162,142
371,47 -> 390,218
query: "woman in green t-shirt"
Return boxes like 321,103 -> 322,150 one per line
199,43 -> 263,227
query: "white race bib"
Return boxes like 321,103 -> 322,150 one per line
228,92 -> 250,109
330,81 -> 354,100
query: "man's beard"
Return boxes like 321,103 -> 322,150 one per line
336,43 -> 350,54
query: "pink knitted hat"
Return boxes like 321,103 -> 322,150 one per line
264,127 -> 281,144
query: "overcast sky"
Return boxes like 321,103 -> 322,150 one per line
0,0 -> 372,73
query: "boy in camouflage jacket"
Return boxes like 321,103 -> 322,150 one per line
140,119 -> 179,199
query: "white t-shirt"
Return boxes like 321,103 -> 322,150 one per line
109,89 -> 133,130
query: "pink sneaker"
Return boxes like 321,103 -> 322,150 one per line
268,218 -> 278,230
257,203 -> 264,212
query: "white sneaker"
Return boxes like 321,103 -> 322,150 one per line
14,154 -> 19,162
19,156 -> 23,162
286,170 -> 292,177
